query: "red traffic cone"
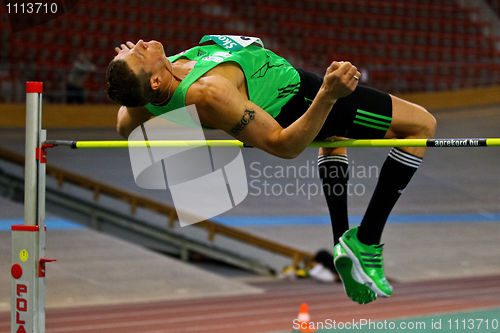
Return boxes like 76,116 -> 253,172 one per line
294,303 -> 316,332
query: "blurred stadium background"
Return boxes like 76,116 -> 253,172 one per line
1,0 -> 500,102
0,1 -> 500,332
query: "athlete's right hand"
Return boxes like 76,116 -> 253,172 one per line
114,41 -> 137,54
321,61 -> 360,101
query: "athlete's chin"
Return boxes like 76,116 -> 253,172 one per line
149,40 -> 165,53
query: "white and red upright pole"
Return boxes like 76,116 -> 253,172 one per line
11,82 -> 54,333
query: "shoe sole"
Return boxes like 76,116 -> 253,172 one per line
334,255 -> 376,304
339,238 -> 391,297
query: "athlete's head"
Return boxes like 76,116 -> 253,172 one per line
106,40 -> 172,107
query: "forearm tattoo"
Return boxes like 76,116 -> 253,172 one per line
231,109 -> 255,135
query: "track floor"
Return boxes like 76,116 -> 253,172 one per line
1,275 -> 498,333
1,105 -> 499,332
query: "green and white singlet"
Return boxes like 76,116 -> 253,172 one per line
145,35 -> 300,119
145,35 -> 393,140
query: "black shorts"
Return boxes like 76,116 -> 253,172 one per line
275,69 -> 393,140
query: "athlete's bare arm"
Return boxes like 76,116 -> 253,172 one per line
189,61 -> 360,159
116,105 -> 152,138
115,61 -> 360,158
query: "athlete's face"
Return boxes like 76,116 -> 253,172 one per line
114,40 -> 168,75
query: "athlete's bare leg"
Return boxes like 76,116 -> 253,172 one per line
385,95 -> 437,157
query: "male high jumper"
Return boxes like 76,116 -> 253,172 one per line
106,36 -> 436,304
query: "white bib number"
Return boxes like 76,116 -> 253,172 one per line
199,35 -> 264,51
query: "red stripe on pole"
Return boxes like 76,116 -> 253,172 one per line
26,81 -> 43,93
11,225 -> 46,231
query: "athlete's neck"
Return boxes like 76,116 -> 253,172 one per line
150,64 -> 183,106
172,59 -> 196,80
150,60 -> 196,105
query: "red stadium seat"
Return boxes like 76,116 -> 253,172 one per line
4,0 -> 500,101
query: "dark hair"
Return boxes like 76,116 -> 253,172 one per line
106,60 -> 152,107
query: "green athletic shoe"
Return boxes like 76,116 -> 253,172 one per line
339,227 -> 393,297
334,243 -> 377,304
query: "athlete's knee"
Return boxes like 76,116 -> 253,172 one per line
420,108 -> 437,139
410,105 -> 436,139
391,96 -> 437,139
